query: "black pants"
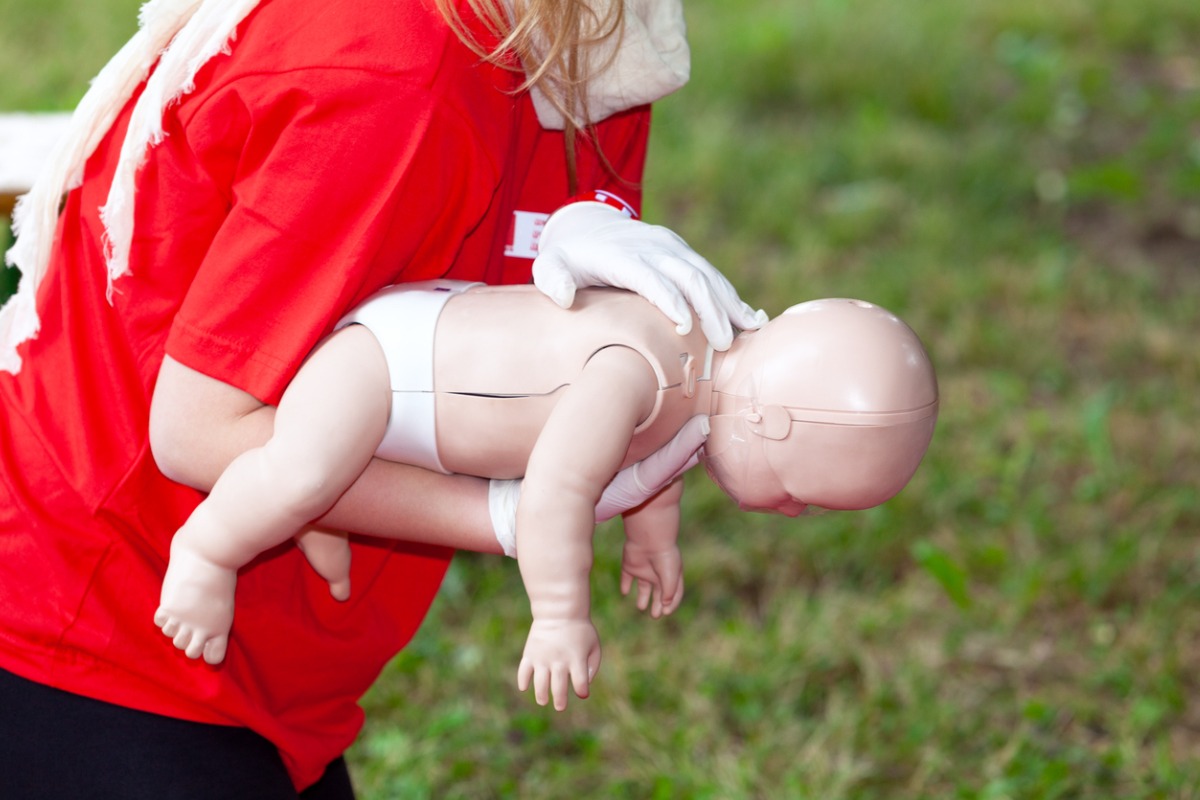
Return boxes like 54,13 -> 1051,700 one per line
0,667 -> 355,800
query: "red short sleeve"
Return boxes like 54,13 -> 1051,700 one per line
165,68 -> 500,404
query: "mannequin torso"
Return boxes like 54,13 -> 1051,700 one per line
431,285 -> 712,476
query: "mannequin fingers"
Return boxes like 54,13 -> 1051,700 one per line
518,657 -> 553,708
569,656 -> 592,703
636,580 -> 653,612
588,647 -> 602,685
662,593 -> 683,616
551,666 -> 570,711
533,666 -> 551,707
672,574 -> 686,611
517,658 -> 534,693
658,571 -> 681,611
662,574 -> 685,616
649,589 -> 665,619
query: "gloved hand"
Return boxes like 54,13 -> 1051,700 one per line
533,201 -> 768,351
594,414 -> 709,522
488,415 -> 710,556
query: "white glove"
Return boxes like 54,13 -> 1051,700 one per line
594,414 -> 709,522
488,415 -> 711,556
533,201 -> 767,351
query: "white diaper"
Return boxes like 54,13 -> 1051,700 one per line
336,280 -> 481,473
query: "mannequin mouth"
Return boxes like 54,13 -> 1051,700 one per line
737,497 -> 809,517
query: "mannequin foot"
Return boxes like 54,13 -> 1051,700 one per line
155,537 -> 237,665
296,528 -> 352,601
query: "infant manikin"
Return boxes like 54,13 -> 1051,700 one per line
155,281 -> 938,709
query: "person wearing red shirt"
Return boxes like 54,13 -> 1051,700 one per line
0,0 -> 763,796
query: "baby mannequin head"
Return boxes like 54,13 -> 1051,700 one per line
703,298 -> 938,516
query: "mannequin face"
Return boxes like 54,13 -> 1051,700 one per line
701,414 -> 809,517
739,488 -> 810,518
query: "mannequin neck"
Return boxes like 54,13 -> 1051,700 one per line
699,337 -> 744,416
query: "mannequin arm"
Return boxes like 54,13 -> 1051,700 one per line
150,355 -> 500,554
515,346 -> 658,710
619,477 -> 684,618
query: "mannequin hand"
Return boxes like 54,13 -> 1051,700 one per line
620,541 -> 683,618
517,618 -> 602,711
490,416 -> 709,552
533,201 -> 767,350
595,415 -> 709,523
294,526 -> 352,601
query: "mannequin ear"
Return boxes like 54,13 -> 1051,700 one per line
745,404 -> 791,440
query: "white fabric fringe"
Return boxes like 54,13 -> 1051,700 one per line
0,0 -> 688,374
0,0 -> 252,373
528,0 -> 690,131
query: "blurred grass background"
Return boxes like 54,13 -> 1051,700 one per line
2,0 -> 1199,797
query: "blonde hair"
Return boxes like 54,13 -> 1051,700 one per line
0,0 -> 630,374
440,0 -> 625,117
435,0 -> 627,192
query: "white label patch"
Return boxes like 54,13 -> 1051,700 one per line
504,211 -> 549,259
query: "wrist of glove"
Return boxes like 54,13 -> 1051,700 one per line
532,201 -> 767,351
488,479 -> 521,558
593,415 -> 709,522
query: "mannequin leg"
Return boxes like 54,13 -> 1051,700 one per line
156,325 -> 391,663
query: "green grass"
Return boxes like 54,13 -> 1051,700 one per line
3,0 -> 1200,796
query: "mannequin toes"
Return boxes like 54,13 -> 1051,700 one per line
202,635 -> 228,665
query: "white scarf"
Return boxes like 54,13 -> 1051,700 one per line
0,0 -> 689,374
527,0 -> 690,130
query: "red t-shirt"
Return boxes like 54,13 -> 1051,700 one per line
0,0 -> 649,788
